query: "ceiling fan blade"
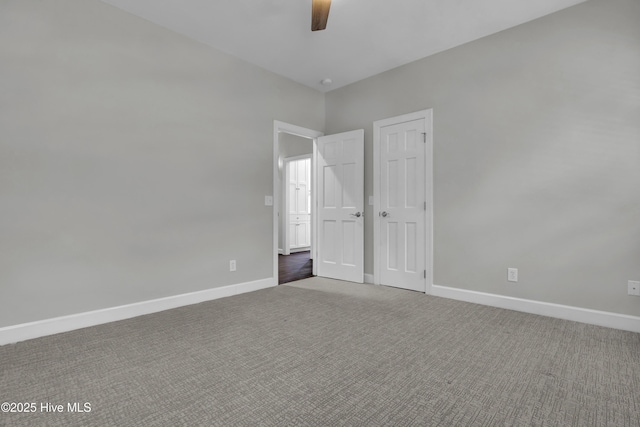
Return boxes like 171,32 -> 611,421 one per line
311,0 -> 331,31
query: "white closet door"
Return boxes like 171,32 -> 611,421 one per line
379,119 -> 426,292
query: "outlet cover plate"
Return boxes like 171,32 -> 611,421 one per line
507,268 -> 518,282
628,281 -> 640,296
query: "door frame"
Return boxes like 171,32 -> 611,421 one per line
273,121 -> 323,283
283,154 -> 312,256
373,109 -> 434,293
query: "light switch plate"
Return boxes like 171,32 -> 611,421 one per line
265,196 -> 273,206
368,196 -> 374,206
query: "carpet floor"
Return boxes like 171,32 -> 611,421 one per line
1,277 -> 639,426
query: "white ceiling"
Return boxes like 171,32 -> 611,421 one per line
99,0 -> 588,92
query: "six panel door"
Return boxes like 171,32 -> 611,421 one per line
379,119 -> 426,292
317,129 -> 364,283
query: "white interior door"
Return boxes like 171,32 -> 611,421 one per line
378,118 -> 426,292
287,157 -> 311,250
317,129 -> 364,283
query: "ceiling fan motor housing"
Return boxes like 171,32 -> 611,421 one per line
311,0 -> 331,31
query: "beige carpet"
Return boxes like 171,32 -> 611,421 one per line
1,277 -> 639,426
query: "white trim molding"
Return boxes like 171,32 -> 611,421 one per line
0,278 -> 275,346
289,247 -> 311,254
278,247 -> 311,255
364,273 -> 374,284
431,284 -> 640,333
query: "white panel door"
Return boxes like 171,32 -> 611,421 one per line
317,129 -> 364,283
287,157 -> 311,249
379,119 -> 426,292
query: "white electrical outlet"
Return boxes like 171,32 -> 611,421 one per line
230,260 -> 236,272
628,280 -> 640,296
507,268 -> 518,282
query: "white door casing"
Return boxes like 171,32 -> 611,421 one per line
374,110 -> 433,293
317,129 -> 365,283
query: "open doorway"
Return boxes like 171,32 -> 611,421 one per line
273,122 -> 323,285
279,139 -> 312,284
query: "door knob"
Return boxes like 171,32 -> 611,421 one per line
350,212 -> 362,218
380,211 -> 389,217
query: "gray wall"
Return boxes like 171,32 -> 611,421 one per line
277,133 -> 313,251
325,0 -> 640,316
0,0 -> 324,327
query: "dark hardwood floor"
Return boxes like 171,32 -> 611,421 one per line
278,251 -> 313,284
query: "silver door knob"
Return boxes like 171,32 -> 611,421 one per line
380,211 -> 389,217
350,212 -> 362,218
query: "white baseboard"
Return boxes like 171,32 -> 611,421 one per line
364,274 -> 374,284
290,247 -> 310,253
431,284 -> 640,333
0,278 -> 276,346
279,248 -> 309,255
